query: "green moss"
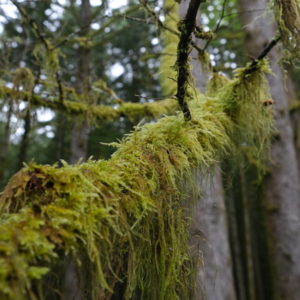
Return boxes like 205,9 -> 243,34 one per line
0,60 -> 273,299
206,72 -> 231,97
272,0 -> 300,59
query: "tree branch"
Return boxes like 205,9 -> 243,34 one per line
256,36 -> 281,60
176,0 -> 204,121
244,36 -> 281,75
203,0 -> 228,50
0,86 -> 177,121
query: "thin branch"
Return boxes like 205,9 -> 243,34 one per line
214,0 -> 228,34
244,36 -> 281,75
139,0 -> 179,35
176,0 -> 204,121
203,0 -> 228,50
11,0 -> 49,48
256,36 -> 281,60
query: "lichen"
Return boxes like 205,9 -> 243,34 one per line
0,60 -> 274,299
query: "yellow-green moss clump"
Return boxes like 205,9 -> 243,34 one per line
0,61 -> 273,300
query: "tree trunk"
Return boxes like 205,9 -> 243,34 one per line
191,168 -> 236,300
17,109 -> 31,170
69,0 -> 91,164
179,2 -> 236,300
0,102 -> 13,185
54,112 -> 67,162
238,0 -> 300,298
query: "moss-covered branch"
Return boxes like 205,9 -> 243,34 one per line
0,59 -> 273,299
0,86 -> 177,122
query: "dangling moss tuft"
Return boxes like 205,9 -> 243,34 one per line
217,60 -> 274,163
206,72 -> 232,97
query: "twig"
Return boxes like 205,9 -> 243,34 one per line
176,0 -> 204,121
245,36 -> 281,74
139,0 -> 179,35
11,0 -> 49,49
138,0 -> 204,55
238,36 -> 281,78
256,36 -> 281,60
203,0 -> 228,50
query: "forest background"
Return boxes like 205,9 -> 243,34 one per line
0,0 -> 300,299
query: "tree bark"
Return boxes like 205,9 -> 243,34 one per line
179,2 -> 236,299
238,0 -> 300,299
191,168 -> 236,300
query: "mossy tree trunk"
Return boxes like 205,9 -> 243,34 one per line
179,2 -> 236,300
238,0 -> 300,298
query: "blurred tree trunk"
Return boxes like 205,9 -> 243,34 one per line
191,168 -> 237,300
286,72 -> 300,174
179,3 -> 236,300
54,112 -> 67,162
238,0 -> 300,299
17,109 -> 31,170
70,0 -> 91,164
0,102 -> 12,185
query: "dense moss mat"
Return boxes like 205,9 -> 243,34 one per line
0,61 -> 273,300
